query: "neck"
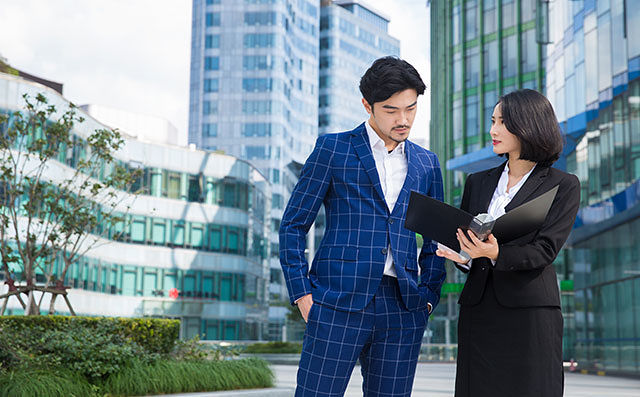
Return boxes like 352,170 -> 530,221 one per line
507,157 -> 536,178
368,117 -> 398,152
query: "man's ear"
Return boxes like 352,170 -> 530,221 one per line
362,98 -> 373,115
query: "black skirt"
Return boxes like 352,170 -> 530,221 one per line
455,271 -> 564,397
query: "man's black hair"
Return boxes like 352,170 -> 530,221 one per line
359,56 -> 426,109
497,89 -> 564,167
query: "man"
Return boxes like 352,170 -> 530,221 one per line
280,57 -> 446,396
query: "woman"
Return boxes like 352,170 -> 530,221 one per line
436,89 -> 580,397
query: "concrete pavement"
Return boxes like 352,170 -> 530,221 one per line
273,363 -> 640,396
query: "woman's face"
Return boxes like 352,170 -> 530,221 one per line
490,103 -> 521,158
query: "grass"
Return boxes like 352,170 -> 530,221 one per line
0,358 -> 273,397
0,368 -> 96,397
100,358 -> 273,396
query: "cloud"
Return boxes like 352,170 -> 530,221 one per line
0,0 -> 191,141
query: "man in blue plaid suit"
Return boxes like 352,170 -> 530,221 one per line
280,57 -> 446,396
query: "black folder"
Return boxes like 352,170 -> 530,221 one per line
404,185 -> 559,252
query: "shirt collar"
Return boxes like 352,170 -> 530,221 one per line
365,120 -> 405,155
499,162 -> 537,195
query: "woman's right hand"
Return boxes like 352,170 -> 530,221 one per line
436,244 -> 470,265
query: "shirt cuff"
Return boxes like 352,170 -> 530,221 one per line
427,302 -> 433,314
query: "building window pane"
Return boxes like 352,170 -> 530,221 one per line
190,223 -> 204,248
205,34 -> 220,49
205,56 -> 219,70
131,217 -> 146,243
502,34 -> 517,79
172,222 -> 185,246
203,123 -> 217,137
152,220 -> 166,245
204,78 -> 219,93
206,12 -> 221,27
483,39 -> 498,82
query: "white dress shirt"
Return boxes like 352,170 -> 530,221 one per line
365,121 -> 408,278
473,162 -> 536,267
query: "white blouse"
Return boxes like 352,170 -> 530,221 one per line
466,162 -> 536,268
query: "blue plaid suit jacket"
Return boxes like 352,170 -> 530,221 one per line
279,123 -> 446,312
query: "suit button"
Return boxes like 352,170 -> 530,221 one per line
481,266 -> 487,271
381,248 -> 387,255
388,218 -> 394,224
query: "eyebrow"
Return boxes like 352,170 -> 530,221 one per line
382,101 -> 418,110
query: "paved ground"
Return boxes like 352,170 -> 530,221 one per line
273,363 -> 640,396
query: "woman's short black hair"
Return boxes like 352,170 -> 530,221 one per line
359,56 -> 426,109
497,89 -> 564,167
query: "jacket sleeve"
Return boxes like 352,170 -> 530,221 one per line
417,154 -> 447,309
494,174 -> 580,272
279,135 -> 333,305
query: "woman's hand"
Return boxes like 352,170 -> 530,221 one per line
435,244 -> 469,264
456,229 -> 499,261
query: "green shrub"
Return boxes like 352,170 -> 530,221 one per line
31,328 -> 155,380
0,315 -> 179,355
244,341 -> 302,354
0,367 -> 97,397
100,358 -> 274,396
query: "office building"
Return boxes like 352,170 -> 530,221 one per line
0,71 -> 271,341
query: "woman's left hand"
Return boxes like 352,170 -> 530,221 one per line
457,229 -> 499,261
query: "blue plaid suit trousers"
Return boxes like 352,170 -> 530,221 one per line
296,276 -> 427,396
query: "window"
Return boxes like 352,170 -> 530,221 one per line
501,0 -> 516,29
143,272 -> 157,296
206,12 -> 221,27
131,216 -> 146,243
242,123 -> 272,137
190,223 -> 205,248
172,221 -> 185,246
242,78 -> 274,92
483,0 -> 497,34
167,172 -> 181,199
501,34 -> 517,79
209,226 -> 222,251
245,146 -> 269,159
465,0 -> 478,41
483,40 -> 498,82
243,55 -> 273,70
152,219 -> 166,245
203,101 -> 218,115
206,0 -> 220,4
205,34 -> 220,49
465,46 -> 480,88
244,11 -> 277,25
203,123 -> 217,137
244,33 -> 276,48
466,95 -> 479,138
204,78 -> 219,93
188,176 -> 202,202
204,56 -> 219,70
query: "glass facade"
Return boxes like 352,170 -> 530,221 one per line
431,0 -> 640,375
0,73 -> 271,341
318,1 -> 399,135
547,0 -> 640,376
429,0 -> 548,355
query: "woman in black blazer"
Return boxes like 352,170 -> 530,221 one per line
437,89 -> 580,397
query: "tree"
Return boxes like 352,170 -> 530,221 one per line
0,93 -> 141,315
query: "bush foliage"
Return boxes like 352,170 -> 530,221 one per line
244,341 -> 303,354
0,315 -> 179,355
0,315 -> 274,396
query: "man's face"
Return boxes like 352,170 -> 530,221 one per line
362,89 -> 418,149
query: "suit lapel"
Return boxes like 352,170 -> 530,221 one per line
391,140 -> 417,217
504,165 -> 550,211
476,162 -> 506,213
350,123 -> 387,208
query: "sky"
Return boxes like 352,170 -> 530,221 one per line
0,0 -> 431,147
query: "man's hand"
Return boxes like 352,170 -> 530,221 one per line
296,294 -> 314,323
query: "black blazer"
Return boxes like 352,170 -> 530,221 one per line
458,162 -> 580,308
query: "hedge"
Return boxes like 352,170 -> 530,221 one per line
0,315 -> 179,354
